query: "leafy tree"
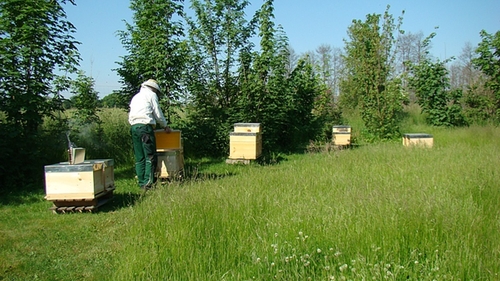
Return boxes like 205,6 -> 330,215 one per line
408,56 -> 467,127
237,0 -> 322,152
71,71 -> 101,124
340,6 -> 406,140
101,91 -> 126,108
0,0 -> 79,132
181,0 -> 254,157
0,0 -> 80,189
473,30 -> 500,122
116,0 -> 187,122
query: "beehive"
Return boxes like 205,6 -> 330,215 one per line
234,123 -> 262,133
332,125 -> 351,146
403,133 -> 433,147
44,159 -> 115,201
229,132 -> 262,160
157,149 -> 184,179
155,130 -> 182,150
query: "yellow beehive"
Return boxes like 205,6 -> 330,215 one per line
234,123 -> 262,133
155,130 -> 182,150
332,125 -> 351,146
403,133 -> 433,147
157,149 -> 184,179
44,159 -> 115,201
229,132 -> 262,160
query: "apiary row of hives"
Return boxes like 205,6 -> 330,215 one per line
43,124 -> 433,212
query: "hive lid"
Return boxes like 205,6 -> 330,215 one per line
234,123 -> 261,127
230,132 -> 260,136
403,133 -> 433,138
45,159 -> 114,172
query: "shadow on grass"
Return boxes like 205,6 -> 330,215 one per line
97,191 -> 142,212
0,187 -> 46,206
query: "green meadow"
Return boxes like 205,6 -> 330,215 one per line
1,123 -> 499,280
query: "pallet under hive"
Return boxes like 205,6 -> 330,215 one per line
49,191 -> 114,213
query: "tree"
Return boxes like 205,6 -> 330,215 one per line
181,0 -> 254,157
0,0 -> 79,132
71,71 -> 100,124
0,0 -> 80,189
116,0 -> 187,122
237,0 -> 322,152
101,91 -> 126,108
340,6 -> 406,140
408,45 -> 467,127
473,30 -> 500,122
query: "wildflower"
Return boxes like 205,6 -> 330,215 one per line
339,264 -> 348,272
274,233 -> 278,237
271,262 -> 275,267
334,251 -> 341,257
299,231 -> 303,236
256,258 -> 261,263
317,248 -> 322,254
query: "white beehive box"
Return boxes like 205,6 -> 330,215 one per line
403,133 -> 433,147
44,159 -> 115,201
332,125 -> 351,146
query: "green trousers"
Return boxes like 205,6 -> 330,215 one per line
131,124 -> 157,188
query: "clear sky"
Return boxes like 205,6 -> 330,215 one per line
63,0 -> 500,97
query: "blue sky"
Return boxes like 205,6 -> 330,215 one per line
64,0 -> 500,97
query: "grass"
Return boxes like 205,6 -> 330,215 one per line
1,125 -> 499,280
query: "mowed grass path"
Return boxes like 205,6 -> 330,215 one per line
1,125 -> 499,280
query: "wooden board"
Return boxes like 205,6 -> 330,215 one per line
155,130 -> 182,150
229,132 -> 262,160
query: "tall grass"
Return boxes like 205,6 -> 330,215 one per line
1,106 -> 499,280
112,125 -> 500,280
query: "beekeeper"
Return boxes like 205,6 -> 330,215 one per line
128,79 -> 171,190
